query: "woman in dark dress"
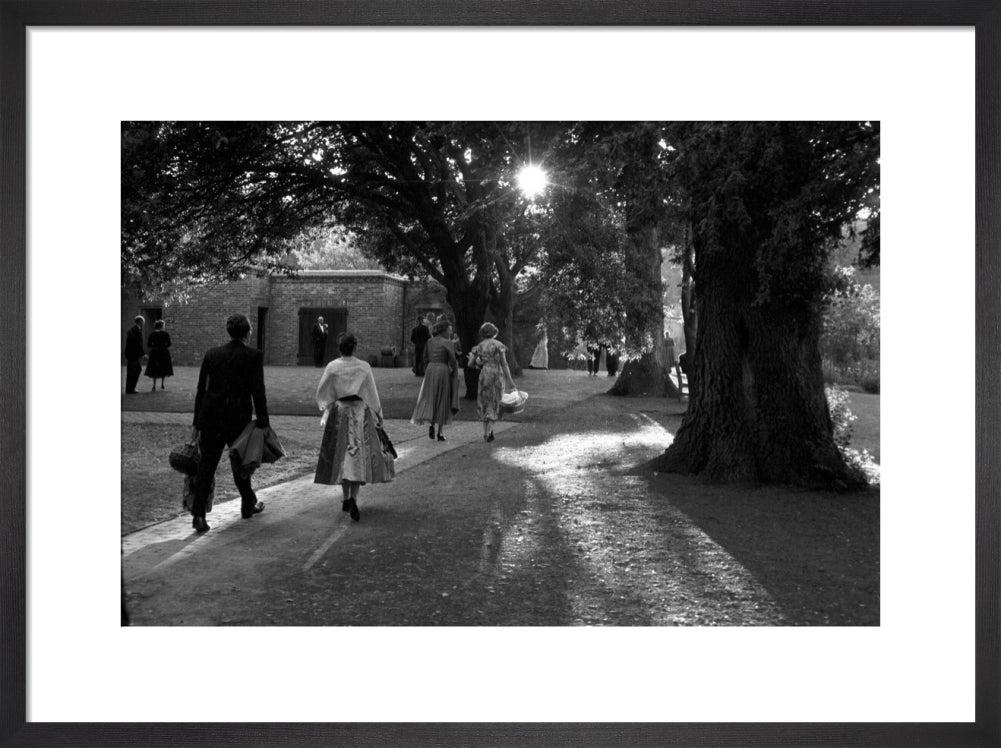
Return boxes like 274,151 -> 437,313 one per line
144,320 -> 174,390
410,318 -> 459,441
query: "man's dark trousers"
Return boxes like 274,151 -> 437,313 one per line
125,359 -> 142,393
193,421 -> 259,517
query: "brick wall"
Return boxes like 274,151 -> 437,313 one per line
123,271 -> 411,367
268,272 -> 407,365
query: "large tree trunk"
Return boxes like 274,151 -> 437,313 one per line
490,259 -> 522,376
680,220 -> 697,374
447,279 -> 489,401
656,262 -> 864,489
609,221 -> 677,397
611,351 -> 680,397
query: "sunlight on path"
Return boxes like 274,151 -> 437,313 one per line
491,415 -> 787,625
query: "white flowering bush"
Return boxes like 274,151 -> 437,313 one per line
826,384 -> 879,484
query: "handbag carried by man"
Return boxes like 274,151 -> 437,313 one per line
168,441 -> 200,476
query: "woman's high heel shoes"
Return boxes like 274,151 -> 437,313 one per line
428,426 -> 435,440
343,498 -> 360,522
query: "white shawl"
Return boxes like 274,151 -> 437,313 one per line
315,356 -> 383,420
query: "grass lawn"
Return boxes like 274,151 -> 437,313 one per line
847,391 -> 880,461
122,367 -> 880,535
121,423 -> 318,534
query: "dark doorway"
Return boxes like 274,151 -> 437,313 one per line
141,307 -> 163,325
257,307 -> 268,355
298,308 -> 347,366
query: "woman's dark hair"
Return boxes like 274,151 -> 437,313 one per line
153,320 -> 165,330
226,313 -> 251,339
338,332 -> 358,356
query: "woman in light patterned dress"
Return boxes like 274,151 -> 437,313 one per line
468,322 -> 515,442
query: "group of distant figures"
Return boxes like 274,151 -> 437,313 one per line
123,315 -> 175,394
408,314 -> 517,444
584,343 -> 620,377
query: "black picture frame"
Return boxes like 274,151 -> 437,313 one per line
2,2 -> 997,746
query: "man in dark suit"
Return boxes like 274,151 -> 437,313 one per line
123,315 -> 145,394
189,313 -> 270,533
410,315 -> 431,377
586,342 -> 600,377
311,316 -> 328,367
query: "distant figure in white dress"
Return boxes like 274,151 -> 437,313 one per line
529,318 -> 549,370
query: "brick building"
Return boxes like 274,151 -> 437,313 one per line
121,270 -> 450,367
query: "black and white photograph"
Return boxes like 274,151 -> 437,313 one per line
120,120 -> 881,627
7,16 -> 990,744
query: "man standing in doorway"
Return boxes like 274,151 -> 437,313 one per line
411,314 -> 431,377
123,315 -> 145,394
311,316 -> 329,367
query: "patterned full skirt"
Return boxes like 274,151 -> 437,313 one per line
314,400 -> 395,485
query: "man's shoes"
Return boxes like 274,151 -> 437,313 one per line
241,501 -> 265,519
124,391 -> 136,395
192,516 -> 210,533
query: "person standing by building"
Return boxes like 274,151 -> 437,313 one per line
189,313 -> 270,533
469,322 -> 516,443
586,342 -> 600,377
311,316 -> 329,367
411,318 -> 459,441
123,315 -> 145,394
314,332 -> 394,522
144,319 -> 174,391
410,314 -> 431,377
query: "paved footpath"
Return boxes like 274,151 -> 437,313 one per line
122,417 -> 517,565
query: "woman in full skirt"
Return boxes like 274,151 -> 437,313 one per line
410,317 -> 459,441
144,320 -> 174,390
314,332 -> 394,522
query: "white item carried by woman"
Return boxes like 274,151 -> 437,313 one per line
500,389 -> 528,415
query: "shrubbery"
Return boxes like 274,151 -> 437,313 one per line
821,267 -> 880,392
826,384 -> 880,484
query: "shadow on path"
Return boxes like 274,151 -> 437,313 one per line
125,390 -> 878,626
